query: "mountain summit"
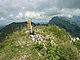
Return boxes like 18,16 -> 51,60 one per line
49,16 -> 80,37
0,26 -> 80,60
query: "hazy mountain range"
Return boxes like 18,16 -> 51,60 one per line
49,16 -> 80,37
71,16 -> 80,26
0,16 -> 80,39
0,16 -> 80,60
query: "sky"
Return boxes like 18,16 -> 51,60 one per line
0,0 -> 80,25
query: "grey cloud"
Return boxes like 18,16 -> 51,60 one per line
0,0 -> 80,18
57,0 -> 80,9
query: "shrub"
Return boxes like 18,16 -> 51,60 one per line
33,43 -> 44,51
46,46 -> 60,60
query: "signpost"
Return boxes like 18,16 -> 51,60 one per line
27,18 -> 32,33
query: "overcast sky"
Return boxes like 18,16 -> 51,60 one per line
0,0 -> 80,25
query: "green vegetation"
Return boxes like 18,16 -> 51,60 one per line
0,22 -> 35,37
49,16 -> 80,37
0,26 -> 80,60
71,16 -> 80,27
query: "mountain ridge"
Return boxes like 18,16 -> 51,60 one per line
49,16 -> 80,37
0,21 -> 36,41
0,26 -> 80,60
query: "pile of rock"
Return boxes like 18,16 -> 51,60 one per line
29,34 -> 46,42
70,37 -> 80,44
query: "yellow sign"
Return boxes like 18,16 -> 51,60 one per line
27,18 -> 32,28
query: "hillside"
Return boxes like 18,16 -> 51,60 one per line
0,26 -> 80,60
71,16 -> 80,27
49,16 -> 80,37
0,22 -> 36,41
0,22 -> 36,36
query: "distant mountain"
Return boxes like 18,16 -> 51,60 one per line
0,22 -> 36,35
0,26 -> 5,30
71,16 -> 80,26
49,16 -> 80,37
0,21 -> 36,41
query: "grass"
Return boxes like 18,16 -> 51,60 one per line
0,26 -> 80,60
